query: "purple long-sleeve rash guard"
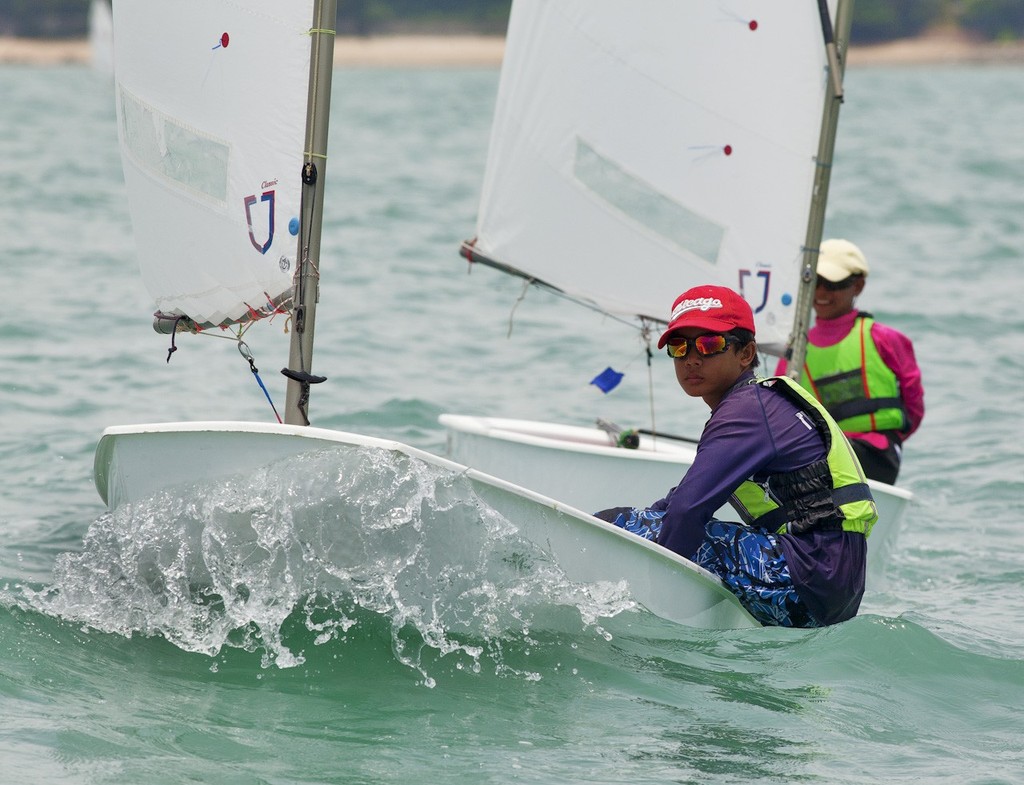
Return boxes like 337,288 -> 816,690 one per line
648,370 -> 866,625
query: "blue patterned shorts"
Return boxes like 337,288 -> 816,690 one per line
608,510 -> 821,628
609,507 -> 666,541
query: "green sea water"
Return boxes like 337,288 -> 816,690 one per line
1,61 -> 1023,784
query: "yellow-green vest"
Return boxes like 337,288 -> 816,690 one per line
799,314 -> 907,433
730,376 -> 877,538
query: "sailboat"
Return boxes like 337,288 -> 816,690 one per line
92,0 -> 759,630
440,0 -> 913,578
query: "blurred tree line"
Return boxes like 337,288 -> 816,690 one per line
1,0 -> 1022,42
854,0 -> 1024,43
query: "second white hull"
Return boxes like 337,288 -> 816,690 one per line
440,414 -> 913,583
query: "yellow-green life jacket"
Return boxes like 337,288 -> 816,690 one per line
800,314 -> 907,433
730,376 -> 878,537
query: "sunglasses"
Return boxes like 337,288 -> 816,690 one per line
816,275 -> 860,291
665,333 -> 739,359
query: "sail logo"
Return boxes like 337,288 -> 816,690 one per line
244,190 -> 276,254
739,269 -> 770,314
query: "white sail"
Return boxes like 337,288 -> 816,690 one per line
469,0 -> 837,349
88,0 -> 113,76
112,0 -> 314,328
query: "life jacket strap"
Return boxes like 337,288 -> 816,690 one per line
828,396 -> 905,423
753,482 -> 874,533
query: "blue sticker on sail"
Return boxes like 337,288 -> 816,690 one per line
244,190 -> 276,254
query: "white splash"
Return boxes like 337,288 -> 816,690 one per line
32,447 -> 636,680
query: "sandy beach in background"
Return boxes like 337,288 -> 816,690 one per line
0,35 -> 509,67
1,30 -> 1023,67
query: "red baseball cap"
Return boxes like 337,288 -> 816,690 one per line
657,285 -> 756,348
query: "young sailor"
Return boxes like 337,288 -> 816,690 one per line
596,285 -> 877,628
774,239 -> 925,484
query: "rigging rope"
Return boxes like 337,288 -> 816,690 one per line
507,278 -> 531,338
164,315 -> 187,363
641,321 -> 657,447
158,314 -> 285,423
238,340 -> 282,424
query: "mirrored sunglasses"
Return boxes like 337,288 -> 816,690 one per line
665,333 -> 738,359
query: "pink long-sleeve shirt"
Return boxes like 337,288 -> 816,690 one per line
774,311 -> 924,450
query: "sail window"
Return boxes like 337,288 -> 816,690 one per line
119,86 -> 229,204
573,139 -> 724,265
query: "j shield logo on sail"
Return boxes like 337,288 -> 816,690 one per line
244,189 -> 276,254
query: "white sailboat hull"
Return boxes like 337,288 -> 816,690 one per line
94,422 -> 758,630
439,414 -> 913,582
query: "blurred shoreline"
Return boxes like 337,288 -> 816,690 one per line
2,31 -> 1024,68
1,31 -> 1023,67
1,35 -> 506,67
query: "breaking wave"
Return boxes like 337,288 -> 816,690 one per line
31,447 -> 637,684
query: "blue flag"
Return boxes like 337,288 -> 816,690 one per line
590,366 -> 624,394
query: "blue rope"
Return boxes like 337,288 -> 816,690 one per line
238,341 -> 282,423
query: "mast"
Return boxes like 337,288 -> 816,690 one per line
283,0 -> 337,425
785,0 -> 854,378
